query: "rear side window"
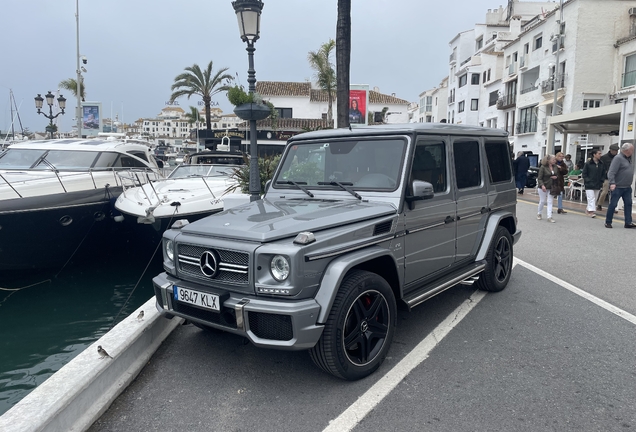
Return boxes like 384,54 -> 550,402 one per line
485,141 -> 512,183
453,140 -> 481,189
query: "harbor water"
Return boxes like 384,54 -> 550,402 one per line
0,237 -> 164,416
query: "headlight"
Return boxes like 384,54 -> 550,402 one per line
270,255 -> 290,281
165,239 -> 174,261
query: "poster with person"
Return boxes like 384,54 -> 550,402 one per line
349,85 -> 369,127
81,103 -> 102,137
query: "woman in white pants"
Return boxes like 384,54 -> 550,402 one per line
537,154 -> 558,223
581,150 -> 605,218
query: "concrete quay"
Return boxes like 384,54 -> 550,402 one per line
0,298 -> 182,432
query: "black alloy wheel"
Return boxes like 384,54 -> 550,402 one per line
309,270 -> 397,380
476,226 -> 513,292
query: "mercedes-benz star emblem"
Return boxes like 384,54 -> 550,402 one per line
199,250 -> 219,278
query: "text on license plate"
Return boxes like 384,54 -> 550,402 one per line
173,286 -> 220,312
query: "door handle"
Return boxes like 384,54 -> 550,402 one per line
444,215 -> 455,224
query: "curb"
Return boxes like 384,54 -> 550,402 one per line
0,297 -> 183,432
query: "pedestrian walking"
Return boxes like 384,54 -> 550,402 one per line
597,143 -> 619,211
581,150 -> 606,218
514,151 -> 530,195
555,152 -> 569,214
537,154 -> 558,223
605,143 -> 636,229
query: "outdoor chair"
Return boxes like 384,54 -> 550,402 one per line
567,175 -> 584,201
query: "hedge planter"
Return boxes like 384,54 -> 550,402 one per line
234,103 -> 271,121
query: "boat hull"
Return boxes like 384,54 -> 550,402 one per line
0,188 -> 123,271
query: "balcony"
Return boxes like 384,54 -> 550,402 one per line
450,52 -> 456,64
520,85 -> 538,95
519,55 -> 527,69
508,62 -> 517,76
497,93 -> 516,110
448,94 -> 455,104
622,70 -> 636,88
541,74 -> 567,94
516,119 -> 538,135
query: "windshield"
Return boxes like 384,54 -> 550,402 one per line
169,164 -> 235,179
275,138 -> 406,190
32,150 -> 100,170
0,149 -> 45,169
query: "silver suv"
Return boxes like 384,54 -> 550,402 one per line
153,123 -> 521,380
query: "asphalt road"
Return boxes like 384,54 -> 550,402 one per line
89,200 -> 636,432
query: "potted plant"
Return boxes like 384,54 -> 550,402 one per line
227,85 -> 277,125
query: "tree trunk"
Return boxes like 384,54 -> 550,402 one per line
336,0 -> 351,129
327,92 -> 333,124
203,95 -> 212,130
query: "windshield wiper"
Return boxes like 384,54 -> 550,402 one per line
276,180 -> 314,198
317,181 -> 362,200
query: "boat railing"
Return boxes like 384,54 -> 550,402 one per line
0,167 -> 163,199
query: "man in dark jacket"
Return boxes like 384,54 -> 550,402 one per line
597,143 -> 619,211
605,143 -> 635,228
582,150 -> 606,217
514,151 -> 530,194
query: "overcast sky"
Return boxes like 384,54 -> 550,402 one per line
1,0 -> 510,134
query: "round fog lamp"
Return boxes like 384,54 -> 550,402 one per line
165,239 -> 174,261
270,255 -> 290,281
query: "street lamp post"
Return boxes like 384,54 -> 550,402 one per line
232,0 -> 264,202
35,91 -> 67,139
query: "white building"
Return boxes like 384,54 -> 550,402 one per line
418,77 -> 448,123
255,81 -> 411,126
427,0 -> 636,166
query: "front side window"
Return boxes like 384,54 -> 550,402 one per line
412,141 -> 447,193
453,140 -> 481,189
276,138 -> 406,191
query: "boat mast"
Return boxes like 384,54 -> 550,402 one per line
76,0 -> 82,138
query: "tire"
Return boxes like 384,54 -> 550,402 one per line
309,270 -> 397,380
476,226 -> 513,292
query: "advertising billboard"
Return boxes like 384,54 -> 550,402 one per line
349,84 -> 369,127
81,103 -> 102,137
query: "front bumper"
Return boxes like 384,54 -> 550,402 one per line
153,272 -> 324,350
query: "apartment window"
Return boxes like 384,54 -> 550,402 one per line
483,71 -> 488,83
518,106 -> 537,134
459,74 -> 468,87
524,43 -> 529,54
622,53 -> 636,88
487,69 -> 491,81
476,36 -> 484,51
275,107 -> 293,118
425,96 -> 433,111
471,99 -> 479,111
471,74 -> 480,85
426,115 -> 432,123
458,101 -> 465,113
583,100 -> 602,110
533,34 -> 543,51
489,91 -> 498,107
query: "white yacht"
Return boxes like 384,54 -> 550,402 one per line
114,150 -> 248,237
0,137 -> 164,271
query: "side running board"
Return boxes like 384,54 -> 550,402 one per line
403,260 -> 486,310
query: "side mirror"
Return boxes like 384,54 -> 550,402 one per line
405,180 -> 434,209
156,159 -> 164,169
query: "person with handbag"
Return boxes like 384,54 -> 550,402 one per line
537,154 -> 558,223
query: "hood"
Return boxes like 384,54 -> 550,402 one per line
179,198 -> 397,242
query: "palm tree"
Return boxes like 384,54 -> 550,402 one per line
336,0 -> 351,128
184,106 -> 202,128
308,40 -> 336,124
169,61 -> 233,131
59,78 -> 86,101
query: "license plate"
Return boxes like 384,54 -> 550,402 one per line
173,286 -> 220,312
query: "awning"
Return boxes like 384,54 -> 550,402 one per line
548,103 -> 622,135
537,96 -> 563,107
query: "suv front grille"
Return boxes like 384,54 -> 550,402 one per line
177,243 -> 249,285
